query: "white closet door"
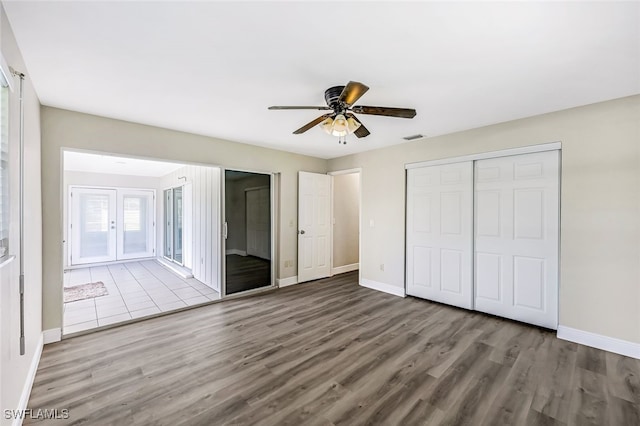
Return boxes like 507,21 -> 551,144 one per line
474,151 -> 559,329
406,162 -> 473,309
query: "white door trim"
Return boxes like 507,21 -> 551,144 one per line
405,142 -> 561,169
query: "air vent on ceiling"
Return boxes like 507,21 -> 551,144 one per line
403,134 -> 425,141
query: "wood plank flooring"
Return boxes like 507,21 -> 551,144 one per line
226,255 -> 271,295
26,272 -> 640,425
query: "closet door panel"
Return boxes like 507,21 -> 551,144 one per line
474,151 -> 559,329
406,162 -> 473,309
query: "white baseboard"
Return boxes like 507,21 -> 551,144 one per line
360,278 -> 405,297
225,249 -> 247,256
557,326 -> 640,360
43,328 -> 61,344
277,276 -> 298,288
13,333 -> 44,426
332,263 -> 359,275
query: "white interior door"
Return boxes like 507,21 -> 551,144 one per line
246,187 -> 270,260
70,188 -> 117,265
117,189 -> 155,260
406,162 -> 474,309
474,151 -> 559,329
298,171 -> 331,283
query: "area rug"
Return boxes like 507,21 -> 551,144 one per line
64,282 -> 109,303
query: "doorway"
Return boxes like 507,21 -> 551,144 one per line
224,170 -> 273,295
330,170 -> 360,276
62,151 -> 221,335
297,170 -> 361,284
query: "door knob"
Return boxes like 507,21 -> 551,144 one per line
299,230 -> 305,235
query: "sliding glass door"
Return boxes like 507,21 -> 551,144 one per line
164,186 -> 184,265
223,170 -> 273,295
70,187 -> 155,265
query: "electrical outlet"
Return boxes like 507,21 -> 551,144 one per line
380,263 -> 384,271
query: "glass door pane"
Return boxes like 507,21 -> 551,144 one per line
123,196 -> 146,253
224,170 -> 272,295
164,189 -> 172,258
117,190 -> 155,260
173,186 -> 183,264
70,188 -> 117,265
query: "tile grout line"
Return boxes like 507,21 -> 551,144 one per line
123,261 -> 163,315
140,260 -> 206,307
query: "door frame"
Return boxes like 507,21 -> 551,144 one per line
404,141 -> 562,328
221,168 -> 277,298
328,168 -> 362,284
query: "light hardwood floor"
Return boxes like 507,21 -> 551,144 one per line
27,271 -> 639,425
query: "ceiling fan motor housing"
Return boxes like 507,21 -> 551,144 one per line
324,86 -> 345,110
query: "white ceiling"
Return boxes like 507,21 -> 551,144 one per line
4,1 -> 639,159
64,151 -> 184,177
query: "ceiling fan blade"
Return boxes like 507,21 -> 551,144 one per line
339,81 -> 369,106
351,105 -> 416,119
269,106 -> 333,110
293,113 -> 333,134
346,113 -> 370,138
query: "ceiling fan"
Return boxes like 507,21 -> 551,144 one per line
268,81 -> 416,143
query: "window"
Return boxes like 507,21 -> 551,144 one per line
0,84 -> 8,259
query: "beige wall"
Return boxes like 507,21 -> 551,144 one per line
332,173 -> 360,268
0,5 -> 42,425
328,95 -> 640,344
41,107 -> 326,330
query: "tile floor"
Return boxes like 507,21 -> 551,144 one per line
63,260 -> 220,334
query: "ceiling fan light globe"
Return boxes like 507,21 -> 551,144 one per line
320,117 -> 334,134
332,114 -> 348,133
346,117 -> 361,133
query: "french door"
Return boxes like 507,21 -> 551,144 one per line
70,188 -> 117,265
70,187 -> 155,265
117,190 -> 155,260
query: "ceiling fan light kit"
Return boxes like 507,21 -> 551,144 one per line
268,81 -> 417,144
